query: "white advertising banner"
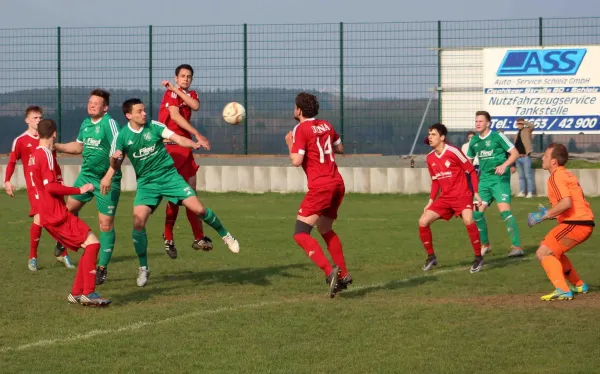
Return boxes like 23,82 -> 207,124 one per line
483,46 -> 600,134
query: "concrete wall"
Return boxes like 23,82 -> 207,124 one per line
2,164 -> 600,196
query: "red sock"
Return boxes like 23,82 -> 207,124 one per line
82,243 -> 100,295
71,257 -> 85,296
186,207 -> 204,240
30,223 -> 42,259
294,233 -> 332,276
466,222 -> 482,256
321,230 -> 347,277
419,226 -> 435,255
164,202 -> 179,241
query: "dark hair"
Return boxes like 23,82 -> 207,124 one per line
548,143 -> 569,166
476,110 -> 491,122
295,92 -> 319,118
38,119 -> 57,139
122,98 -> 144,115
25,105 -> 42,118
428,123 -> 448,138
467,130 -> 475,137
90,88 -> 110,106
175,64 -> 194,76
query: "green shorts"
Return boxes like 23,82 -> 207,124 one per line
71,173 -> 121,216
477,176 -> 512,206
134,169 -> 195,209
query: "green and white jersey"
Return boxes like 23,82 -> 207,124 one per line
76,113 -> 121,180
466,130 -> 514,179
115,120 -> 176,183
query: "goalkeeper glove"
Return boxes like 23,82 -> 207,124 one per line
527,205 -> 548,228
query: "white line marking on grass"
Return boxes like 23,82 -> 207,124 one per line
0,256 -> 530,354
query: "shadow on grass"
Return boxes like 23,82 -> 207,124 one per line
339,276 -> 435,299
111,263 -> 310,305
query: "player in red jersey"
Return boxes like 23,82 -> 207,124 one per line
419,123 -> 485,273
4,106 -> 74,271
158,64 -> 213,258
29,119 -> 110,306
285,92 -> 350,298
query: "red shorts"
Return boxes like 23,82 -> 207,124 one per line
166,143 -> 199,180
45,213 -> 91,251
27,189 -> 38,217
299,184 -> 345,219
428,196 -> 474,221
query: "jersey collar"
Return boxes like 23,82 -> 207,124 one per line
478,129 -> 492,140
127,122 -> 145,134
434,144 -> 448,158
91,113 -> 106,125
298,118 -> 316,124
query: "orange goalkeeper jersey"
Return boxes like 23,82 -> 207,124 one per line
547,167 -> 594,224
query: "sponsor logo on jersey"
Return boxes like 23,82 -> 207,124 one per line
132,144 -> 157,159
479,150 -> 494,158
311,123 -> 331,134
432,171 -> 453,180
85,138 -> 102,147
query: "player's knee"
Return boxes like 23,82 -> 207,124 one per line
132,214 -> 146,231
32,214 -> 40,225
84,232 -> 100,246
473,210 -> 484,221
536,246 -> 553,262
294,220 -> 313,240
98,217 -> 114,232
418,215 -> 431,228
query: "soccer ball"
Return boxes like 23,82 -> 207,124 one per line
222,102 -> 245,125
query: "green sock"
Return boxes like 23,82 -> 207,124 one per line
501,211 -> 521,247
98,229 -> 115,268
202,207 -> 228,237
132,229 -> 148,268
473,211 -> 489,245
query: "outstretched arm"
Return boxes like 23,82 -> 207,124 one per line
55,141 -> 83,155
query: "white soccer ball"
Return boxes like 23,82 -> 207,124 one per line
222,102 -> 245,125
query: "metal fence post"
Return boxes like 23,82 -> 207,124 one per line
437,20 -> 442,123
57,26 -> 62,142
339,22 -> 344,141
149,25 -> 153,116
538,17 -> 544,151
243,23 -> 248,155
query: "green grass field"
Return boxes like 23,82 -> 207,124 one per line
1,192 -> 600,373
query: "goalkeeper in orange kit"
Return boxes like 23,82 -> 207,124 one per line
528,143 -> 594,301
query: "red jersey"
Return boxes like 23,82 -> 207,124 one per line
28,147 -> 69,226
426,144 -> 474,200
158,88 -> 198,139
291,118 -> 344,189
6,132 -> 39,188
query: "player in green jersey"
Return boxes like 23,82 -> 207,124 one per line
106,98 -> 239,287
466,111 -> 523,257
54,89 -> 121,285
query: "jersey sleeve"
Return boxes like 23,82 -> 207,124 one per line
550,171 -> 572,201
497,132 -> 515,152
114,129 -> 125,155
190,90 -> 199,102
150,120 -> 174,140
291,125 -> 307,155
163,91 -> 180,109
76,121 -> 86,143
332,127 -> 342,146
105,118 -> 120,156
450,147 -> 474,173
12,138 -> 22,160
466,140 -> 476,159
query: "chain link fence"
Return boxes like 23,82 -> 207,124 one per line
1,18 -> 599,155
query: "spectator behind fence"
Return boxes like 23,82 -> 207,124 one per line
513,118 -> 535,198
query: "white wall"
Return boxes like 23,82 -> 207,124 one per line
3,163 -> 600,196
